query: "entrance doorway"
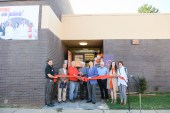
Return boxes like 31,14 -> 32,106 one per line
63,40 -> 103,99
62,40 -> 103,67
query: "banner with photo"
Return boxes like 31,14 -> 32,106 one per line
0,6 -> 39,40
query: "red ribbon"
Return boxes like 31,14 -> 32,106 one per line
119,76 -> 125,80
53,74 -> 125,83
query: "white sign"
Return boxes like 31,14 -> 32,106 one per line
0,6 -> 39,40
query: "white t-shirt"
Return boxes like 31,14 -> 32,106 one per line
63,68 -> 66,75
5,26 -> 14,39
117,66 -> 128,86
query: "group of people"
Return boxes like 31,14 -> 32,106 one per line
45,59 -> 128,107
0,19 -> 37,40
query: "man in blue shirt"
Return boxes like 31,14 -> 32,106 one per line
86,61 -> 98,104
97,61 -> 109,100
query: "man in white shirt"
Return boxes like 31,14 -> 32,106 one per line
5,20 -> 14,40
97,62 -> 109,100
18,19 -> 28,39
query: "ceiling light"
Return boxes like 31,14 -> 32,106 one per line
79,42 -> 88,46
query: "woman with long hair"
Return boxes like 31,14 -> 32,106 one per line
117,61 -> 128,105
107,61 -> 118,104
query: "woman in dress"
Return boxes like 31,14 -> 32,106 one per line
107,61 -> 118,103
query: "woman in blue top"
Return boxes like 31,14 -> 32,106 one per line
117,61 -> 128,105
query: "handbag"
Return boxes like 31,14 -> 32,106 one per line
59,81 -> 67,88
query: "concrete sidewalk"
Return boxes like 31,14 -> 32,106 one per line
1,100 -> 170,113
43,99 -> 108,110
1,108 -> 170,113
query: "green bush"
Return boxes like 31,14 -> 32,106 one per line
139,77 -> 147,93
154,86 -> 159,92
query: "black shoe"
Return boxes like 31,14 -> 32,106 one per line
47,104 -> 54,107
58,101 -> 61,104
70,100 -> 74,103
86,100 -> 92,103
92,102 -> 96,104
50,103 -> 55,106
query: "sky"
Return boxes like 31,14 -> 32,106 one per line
69,0 -> 170,14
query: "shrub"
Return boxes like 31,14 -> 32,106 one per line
139,77 -> 147,94
154,86 -> 159,92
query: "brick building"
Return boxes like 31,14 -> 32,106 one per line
0,0 -> 170,107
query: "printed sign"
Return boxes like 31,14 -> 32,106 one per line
0,6 -> 39,40
75,55 -> 84,67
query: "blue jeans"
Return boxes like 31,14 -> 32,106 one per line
119,84 -> 127,103
69,81 -> 79,100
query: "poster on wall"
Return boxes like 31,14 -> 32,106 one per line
74,55 -> 83,67
103,54 -> 114,68
0,5 -> 39,40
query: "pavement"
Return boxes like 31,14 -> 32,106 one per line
43,99 -> 108,110
1,100 -> 170,113
1,108 -> 170,113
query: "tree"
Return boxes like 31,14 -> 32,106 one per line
138,4 -> 159,13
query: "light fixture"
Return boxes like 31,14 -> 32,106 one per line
79,42 -> 88,46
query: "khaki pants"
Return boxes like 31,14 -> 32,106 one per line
58,84 -> 67,102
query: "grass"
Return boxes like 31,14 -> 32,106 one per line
106,93 -> 170,110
